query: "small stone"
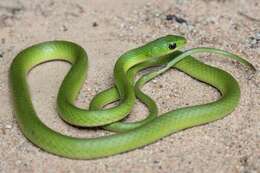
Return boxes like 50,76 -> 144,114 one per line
233,24 -> 239,30
15,160 -> 22,165
153,160 -> 159,164
166,14 -> 174,21
255,32 -> 260,41
61,25 -> 68,32
120,23 -> 125,28
249,37 -> 257,45
166,14 -> 187,24
5,124 -> 12,129
155,13 -> 160,17
92,22 -> 98,27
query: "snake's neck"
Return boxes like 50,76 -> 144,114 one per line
113,47 -> 150,100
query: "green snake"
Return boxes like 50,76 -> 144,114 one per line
10,35 -> 255,159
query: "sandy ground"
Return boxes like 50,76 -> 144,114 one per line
0,0 -> 259,172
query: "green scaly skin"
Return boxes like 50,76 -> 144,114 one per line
10,35 -> 255,159
90,54 -> 176,132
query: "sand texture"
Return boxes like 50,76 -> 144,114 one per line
0,0 -> 259,172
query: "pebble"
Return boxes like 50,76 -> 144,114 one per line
61,25 -> 68,32
5,124 -> 12,129
255,32 -> 260,41
120,23 -> 125,28
0,50 -> 3,58
15,160 -> 22,166
248,36 -> 258,48
165,14 -> 187,24
155,13 -> 160,17
153,160 -> 160,164
249,38 -> 257,45
92,22 -> 98,27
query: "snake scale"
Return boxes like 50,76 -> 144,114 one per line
10,35 -> 255,159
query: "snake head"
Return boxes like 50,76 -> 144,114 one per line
146,35 -> 187,57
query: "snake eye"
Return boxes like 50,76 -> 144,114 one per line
168,43 -> 177,50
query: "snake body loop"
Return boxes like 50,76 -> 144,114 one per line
10,35 -> 254,159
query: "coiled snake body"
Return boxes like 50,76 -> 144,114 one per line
10,35 -> 255,159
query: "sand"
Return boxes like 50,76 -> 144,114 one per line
0,0 -> 259,172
